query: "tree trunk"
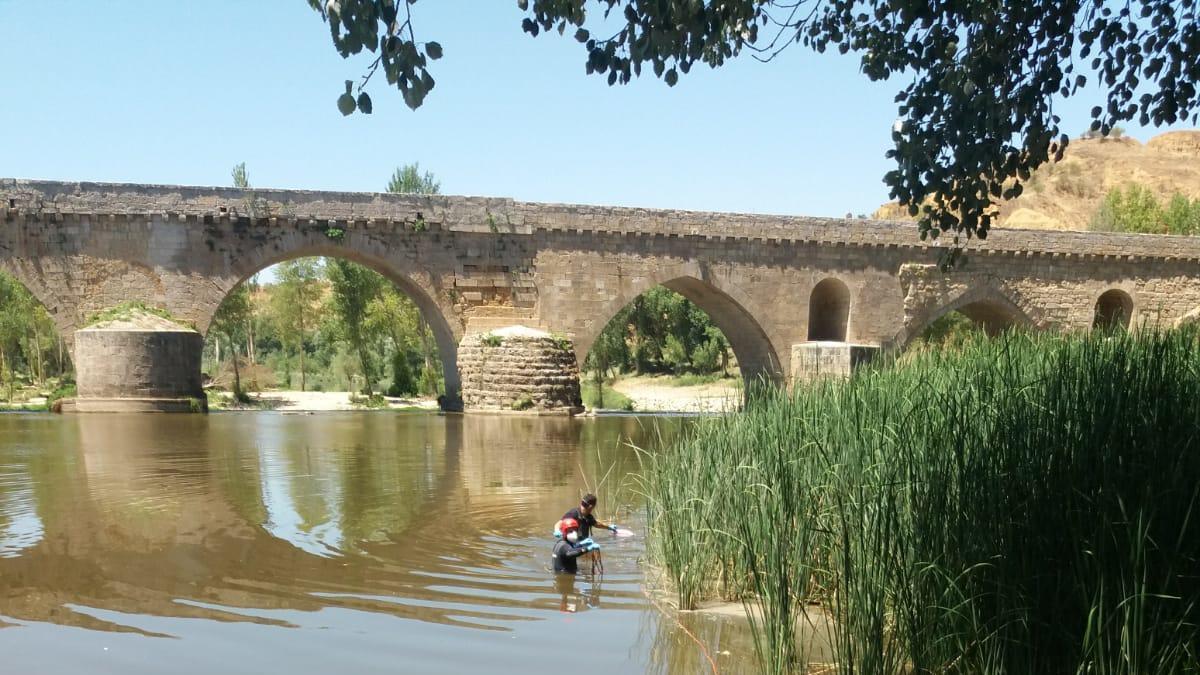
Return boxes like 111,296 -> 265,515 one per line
0,346 -> 10,403
593,364 -> 604,408
358,342 -> 373,395
230,335 -> 242,395
32,323 -> 44,384
298,309 -> 307,393
418,317 -> 434,379
246,317 -> 256,364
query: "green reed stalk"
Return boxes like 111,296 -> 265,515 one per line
641,328 -> 1200,674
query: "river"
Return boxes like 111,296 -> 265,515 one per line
0,412 -> 756,674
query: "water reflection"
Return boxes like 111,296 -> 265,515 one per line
0,412 -> 757,673
0,463 -> 43,558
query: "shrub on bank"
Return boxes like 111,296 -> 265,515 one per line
639,329 -> 1200,674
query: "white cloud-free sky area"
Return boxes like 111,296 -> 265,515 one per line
4,1 -> 1192,222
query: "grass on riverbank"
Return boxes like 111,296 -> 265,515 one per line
639,329 -> 1200,674
581,380 -> 635,411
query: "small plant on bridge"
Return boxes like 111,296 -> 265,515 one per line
550,332 -> 572,352
481,333 -> 503,348
510,393 -> 534,411
324,226 -> 346,241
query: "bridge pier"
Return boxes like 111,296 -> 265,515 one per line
457,326 -> 583,414
790,342 -> 880,384
68,323 -> 207,413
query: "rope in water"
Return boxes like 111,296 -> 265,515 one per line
643,591 -> 720,675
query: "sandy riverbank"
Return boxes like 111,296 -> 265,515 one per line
216,390 -> 440,412
610,376 -> 741,413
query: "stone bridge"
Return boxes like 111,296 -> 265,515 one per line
3,179 -> 1199,411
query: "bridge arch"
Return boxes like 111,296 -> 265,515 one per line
1093,288 -> 1134,330
808,277 -> 852,341
896,285 -> 1038,349
574,273 -> 784,387
206,238 -> 463,402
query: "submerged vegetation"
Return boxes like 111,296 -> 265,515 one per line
640,329 -> 1200,673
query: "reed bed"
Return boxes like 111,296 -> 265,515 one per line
638,329 -> 1200,674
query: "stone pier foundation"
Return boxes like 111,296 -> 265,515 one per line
790,342 -> 880,384
71,323 -> 206,413
457,326 -> 583,414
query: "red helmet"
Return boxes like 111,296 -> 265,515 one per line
558,517 -> 580,535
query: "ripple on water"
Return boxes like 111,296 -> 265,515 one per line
0,413 -> 759,674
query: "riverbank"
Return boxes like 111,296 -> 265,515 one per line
208,390 -> 439,412
609,374 -> 740,413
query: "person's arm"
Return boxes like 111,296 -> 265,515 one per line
557,540 -> 595,560
593,517 -> 618,534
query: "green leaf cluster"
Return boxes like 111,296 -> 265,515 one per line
205,259 -> 444,397
0,272 -> 71,402
1090,184 -> 1200,235
310,1 -> 442,112
312,0 -> 1200,243
583,287 -> 732,380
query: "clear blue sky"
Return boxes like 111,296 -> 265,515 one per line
1,1 -> 1192,218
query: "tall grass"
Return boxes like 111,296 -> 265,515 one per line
638,329 -> 1200,674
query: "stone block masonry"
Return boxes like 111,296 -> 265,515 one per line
458,327 -> 583,413
2,179 -> 1199,412
74,327 -> 205,412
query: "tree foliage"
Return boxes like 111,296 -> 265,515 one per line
204,261 -> 444,398
271,258 -> 325,391
1090,184 -> 1200,235
211,284 -> 253,397
387,162 -> 441,195
310,0 -> 1200,244
327,258 -> 386,393
583,287 -> 731,378
0,273 -> 70,402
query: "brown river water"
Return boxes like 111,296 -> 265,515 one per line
0,412 -> 756,674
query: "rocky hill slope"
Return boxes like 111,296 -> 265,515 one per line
874,130 -> 1200,231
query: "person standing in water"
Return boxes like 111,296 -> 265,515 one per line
561,493 -> 619,539
553,517 -> 599,574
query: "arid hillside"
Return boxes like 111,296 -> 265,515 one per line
874,130 -> 1200,231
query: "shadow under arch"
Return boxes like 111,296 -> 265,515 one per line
895,285 -> 1037,350
1093,288 -> 1134,330
204,242 -> 462,404
579,274 -> 784,386
809,277 -> 852,341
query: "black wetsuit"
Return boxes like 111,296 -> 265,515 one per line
562,507 -> 598,539
552,539 -> 590,574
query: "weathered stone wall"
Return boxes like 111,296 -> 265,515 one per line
74,328 -> 204,412
2,179 -> 1199,399
791,343 -> 881,382
457,328 -> 582,413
